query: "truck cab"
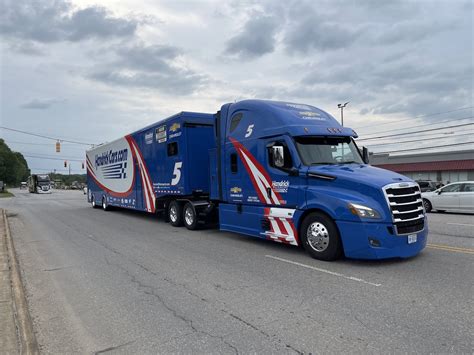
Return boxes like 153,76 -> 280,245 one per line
213,100 -> 427,260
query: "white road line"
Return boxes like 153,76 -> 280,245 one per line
447,223 -> 474,227
265,255 -> 382,287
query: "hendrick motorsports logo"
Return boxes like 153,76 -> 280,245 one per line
95,148 -> 128,169
272,180 -> 289,193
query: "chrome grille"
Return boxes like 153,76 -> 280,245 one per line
383,182 -> 425,235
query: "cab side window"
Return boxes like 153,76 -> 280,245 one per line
268,141 -> 293,170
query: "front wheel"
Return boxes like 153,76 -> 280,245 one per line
300,212 -> 342,261
183,203 -> 198,230
423,198 -> 432,213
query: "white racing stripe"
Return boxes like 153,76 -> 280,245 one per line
265,255 -> 382,287
240,149 -> 280,205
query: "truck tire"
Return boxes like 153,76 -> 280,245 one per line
183,203 -> 198,230
300,212 -> 342,261
168,200 -> 183,227
422,198 -> 432,213
91,194 -> 97,208
102,196 -> 109,211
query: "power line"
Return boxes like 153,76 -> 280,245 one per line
366,132 -> 474,147
357,115 -> 473,138
20,151 -> 84,160
0,126 -> 94,146
374,141 -> 474,154
354,105 -> 474,130
356,122 -> 474,141
4,140 -> 82,147
23,155 -> 84,162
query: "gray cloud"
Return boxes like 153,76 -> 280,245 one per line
224,13 -> 280,59
89,43 -> 207,95
20,98 -> 65,110
0,0 -> 138,44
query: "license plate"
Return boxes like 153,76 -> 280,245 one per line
408,234 -> 417,244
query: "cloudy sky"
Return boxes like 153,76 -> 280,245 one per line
0,0 -> 472,174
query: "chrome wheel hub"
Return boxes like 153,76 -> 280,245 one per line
307,222 -> 329,252
184,207 -> 194,225
169,205 -> 178,222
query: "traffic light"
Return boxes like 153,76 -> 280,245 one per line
64,160 -> 67,168
56,140 -> 60,153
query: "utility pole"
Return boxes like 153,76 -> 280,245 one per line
337,102 -> 349,126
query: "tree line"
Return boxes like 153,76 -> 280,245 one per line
0,139 -> 30,186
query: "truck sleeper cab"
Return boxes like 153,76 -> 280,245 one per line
86,100 -> 427,261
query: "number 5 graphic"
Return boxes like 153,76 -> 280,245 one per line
171,162 -> 182,185
245,124 -> 254,138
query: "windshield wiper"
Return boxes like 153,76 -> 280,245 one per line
337,160 -> 359,164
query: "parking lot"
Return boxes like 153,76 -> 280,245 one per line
1,189 -> 472,353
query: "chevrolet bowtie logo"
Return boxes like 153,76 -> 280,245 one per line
169,123 -> 181,132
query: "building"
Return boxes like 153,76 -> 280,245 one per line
370,149 -> 474,184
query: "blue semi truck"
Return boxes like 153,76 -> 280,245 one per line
86,100 -> 427,260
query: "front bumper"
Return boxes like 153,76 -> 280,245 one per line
336,218 -> 428,260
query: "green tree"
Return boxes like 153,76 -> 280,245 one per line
0,139 -> 30,186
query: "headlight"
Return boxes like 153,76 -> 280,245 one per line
348,203 -> 381,218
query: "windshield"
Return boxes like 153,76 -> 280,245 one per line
295,136 -> 363,165
37,175 -> 50,185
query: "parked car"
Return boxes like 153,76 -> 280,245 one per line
416,180 -> 438,192
422,181 -> 474,213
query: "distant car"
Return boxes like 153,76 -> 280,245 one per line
416,180 -> 438,192
0,181 -> 4,192
422,181 -> 474,213
20,182 -> 27,189
83,187 -> 87,195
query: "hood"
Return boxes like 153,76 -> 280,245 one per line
307,164 -> 412,189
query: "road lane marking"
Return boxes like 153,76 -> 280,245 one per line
265,255 -> 381,287
427,243 -> 474,254
447,223 -> 474,227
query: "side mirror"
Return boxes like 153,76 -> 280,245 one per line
362,146 -> 369,164
437,190 -> 442,195
272,146 -> 285,168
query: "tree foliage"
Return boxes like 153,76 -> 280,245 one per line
0,139 -> 30,186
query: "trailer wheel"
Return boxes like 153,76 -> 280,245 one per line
91,194 -> 97,208
168,200 -> 183,227
300,212 -> 342,261
183,203 -> 198,230
102,196 -> 109,211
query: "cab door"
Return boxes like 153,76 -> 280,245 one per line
263,135 -> 304,208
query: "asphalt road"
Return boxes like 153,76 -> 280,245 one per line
1,189 -> 472,354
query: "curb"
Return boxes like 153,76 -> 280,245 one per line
3,209 -> 39,354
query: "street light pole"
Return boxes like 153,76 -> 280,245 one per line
337,102 -> 349,126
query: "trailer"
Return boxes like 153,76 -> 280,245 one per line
87,100 -> 428,260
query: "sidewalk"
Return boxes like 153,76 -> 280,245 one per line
0,208 -> 20,353
0,209 -> 38,354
